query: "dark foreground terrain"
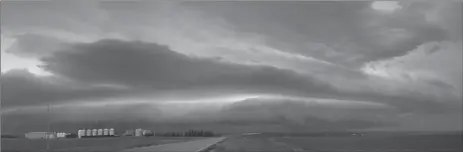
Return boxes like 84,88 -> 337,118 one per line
211,133 -> 463,152
1,137 -> 203,152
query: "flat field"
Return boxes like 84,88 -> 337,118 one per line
1,137 -> 203,152
212,133 -> 463,152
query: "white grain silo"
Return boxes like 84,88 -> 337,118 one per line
97,129 -> 103,136
79,129 -> 84,138
103,128 -> 109,136
92,129 -> 98,136
79,129 -> 85,138
135,128 -> 143,137
86,129 -> 92,137
109,128 -> 115,136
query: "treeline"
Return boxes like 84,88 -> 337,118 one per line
160,129 -> 216,137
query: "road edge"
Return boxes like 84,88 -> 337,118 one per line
196,137 -> 227,152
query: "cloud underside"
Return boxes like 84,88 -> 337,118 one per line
2,39 -> 336,107
2,39 -> 460,114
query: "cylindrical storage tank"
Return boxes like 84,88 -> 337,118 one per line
109,128 -> 115,136
97,129 -> 103,136
103,129 -> 109,136
86,129 -> 92,136
79,129 -> 85,138
92,129 -> 98,136
135,128 -> 143,137
81,129 -> 86,137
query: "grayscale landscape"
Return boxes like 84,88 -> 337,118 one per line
1,1 -> 462,152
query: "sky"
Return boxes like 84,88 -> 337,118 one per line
1,1 -> 462,131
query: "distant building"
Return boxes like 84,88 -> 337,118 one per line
78,129 -> 85,138
98,129 -> 103,136
86,129 -> 92,136
109,128 -> 115,136
92,129 -> 98,136
25,132 -> 56,139
135,128 -> 143,137
142,130 -> 154,136
123,129 -> 135,136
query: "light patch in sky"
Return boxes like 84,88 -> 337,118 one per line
371,1 -> 402,13
1,51 -> 52,76
162,94 -> 262,104
1,35 -> 52,76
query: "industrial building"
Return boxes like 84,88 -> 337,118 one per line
25,132 -> 72,139
124,128 -> 154,137
25,132 -> 55,139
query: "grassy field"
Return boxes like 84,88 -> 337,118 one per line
211,133 -> 463,152
1,137 -> 204,152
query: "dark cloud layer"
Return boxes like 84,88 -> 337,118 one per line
2,39 -> 336,107
40,39 -> 335,95
3,39 -> 459,115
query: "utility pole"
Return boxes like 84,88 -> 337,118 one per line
46,104 -> 50,152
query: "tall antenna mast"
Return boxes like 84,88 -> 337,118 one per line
46,104 -> 51,152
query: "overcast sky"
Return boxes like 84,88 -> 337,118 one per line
1,1 -> 462,131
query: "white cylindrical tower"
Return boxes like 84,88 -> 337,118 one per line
86,129 -> 92,137
92,129 -> 98,136
97,129 -> 103,136
78,129 -> 83,138
109,128 -> 115,136
135,128 -> 143,137
80,129 -> 85,138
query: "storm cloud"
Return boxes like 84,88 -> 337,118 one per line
1,1 -> 461,132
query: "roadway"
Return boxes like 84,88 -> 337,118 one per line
119,137 -> 226,152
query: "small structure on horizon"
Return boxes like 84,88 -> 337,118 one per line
86,129 -> 92,137
25,132 -> 56,139
98,129 -> 103,136
109,128 -> 115,136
